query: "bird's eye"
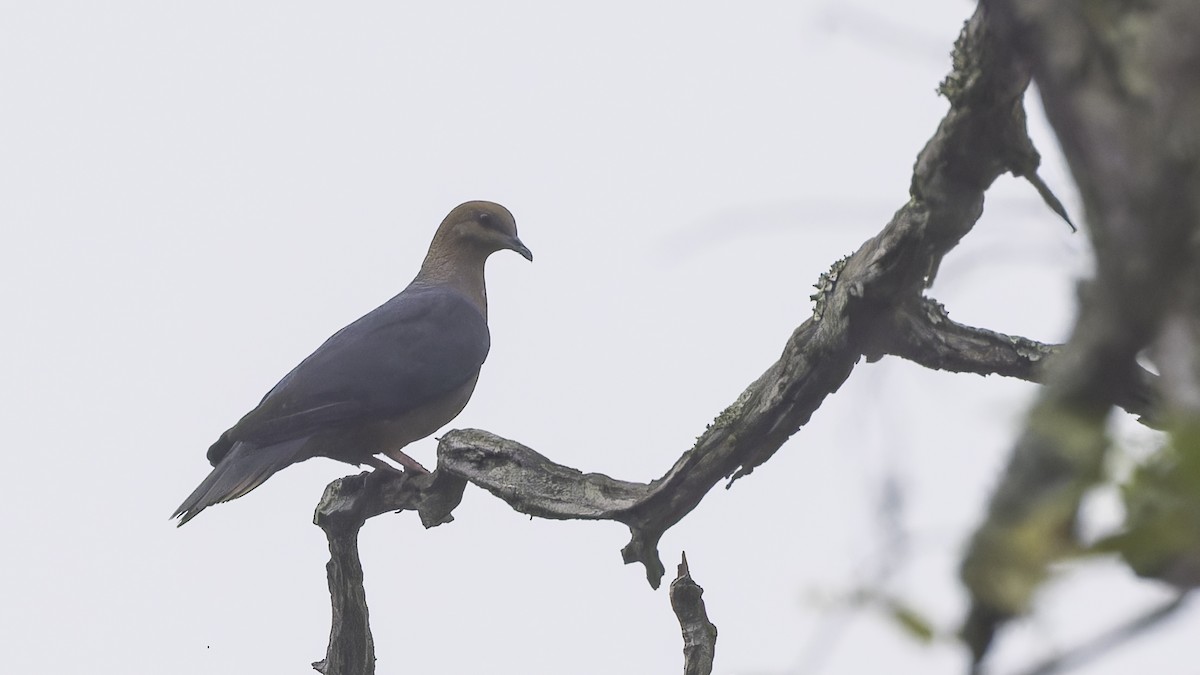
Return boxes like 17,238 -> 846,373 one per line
477,212 -> 499,230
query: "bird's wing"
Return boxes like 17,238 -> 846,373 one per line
210,285 -> 490,462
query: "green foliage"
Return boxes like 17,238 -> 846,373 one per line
884,599 -> 937,644
1099,423 -> 1200,587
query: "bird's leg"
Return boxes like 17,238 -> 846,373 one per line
380,448 -> 431,475
363,457 -> 406,475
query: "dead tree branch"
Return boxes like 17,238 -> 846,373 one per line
880,297 -> 1159,421
337,2 -> 1055,590
670,553 -> 718,675
312,469 -> 466,674
312,4 -> 1182,672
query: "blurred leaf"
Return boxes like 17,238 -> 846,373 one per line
1100,421 -> 1200,587
884,599 -> 937,644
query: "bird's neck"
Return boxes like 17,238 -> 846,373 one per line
415,249 -> 489,316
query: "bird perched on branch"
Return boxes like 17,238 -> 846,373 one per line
173,200 -> 532,525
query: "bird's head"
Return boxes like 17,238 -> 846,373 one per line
439,200 -> 533,262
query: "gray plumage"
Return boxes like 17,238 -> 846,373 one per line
173,201 -> 531,525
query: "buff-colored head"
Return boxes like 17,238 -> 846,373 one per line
431,200 -> 532,262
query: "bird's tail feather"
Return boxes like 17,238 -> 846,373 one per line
172,437 -> 309,526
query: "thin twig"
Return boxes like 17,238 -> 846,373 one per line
1016,593 -> 1190,675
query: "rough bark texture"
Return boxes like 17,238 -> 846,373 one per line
309,3 -> 1197,671
311,468 -> 469,674
670,553 -> 717,675
310,5 -> 1048,667
884,297 -> 1158,419
312,524 -> 372,675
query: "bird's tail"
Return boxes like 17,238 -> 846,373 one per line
172,437 -> 309,526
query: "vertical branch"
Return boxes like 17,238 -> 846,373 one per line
314,525 -> 375,675
313,474 -> 379,675
670,553 -> 718,675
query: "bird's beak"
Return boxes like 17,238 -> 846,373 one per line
508,236 -> 533,262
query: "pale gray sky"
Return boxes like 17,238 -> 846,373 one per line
1,2 -> 1191,674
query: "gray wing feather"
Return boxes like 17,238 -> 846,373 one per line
174,437 -> 310,525
208,285 -> 489,464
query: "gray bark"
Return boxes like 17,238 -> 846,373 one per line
670,553 -> 717,675
310,3 -> 1196,672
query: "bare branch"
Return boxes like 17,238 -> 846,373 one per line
882,297 -> 1057,379
620,2 -> 1043,585
309,5 -> 1185,670
311,8 -> 1064,623
312,475 -> 378,675
312,470 -> 467,674
880,297 -> 1159,421
670,553 -> 718,675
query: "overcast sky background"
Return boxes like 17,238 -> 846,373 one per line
1,2 -> 1193,674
